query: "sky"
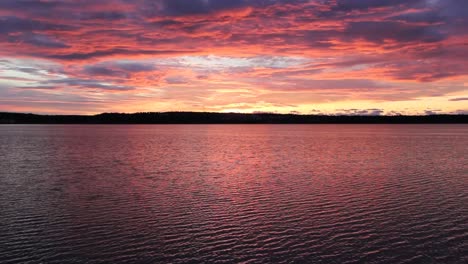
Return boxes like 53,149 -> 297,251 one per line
0,0 -> 467,115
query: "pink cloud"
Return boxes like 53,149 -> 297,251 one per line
0,0 -> 467,114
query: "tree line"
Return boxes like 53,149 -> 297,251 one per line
0,112 -> 466,124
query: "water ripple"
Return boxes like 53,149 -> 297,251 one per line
0,124 -> 467,263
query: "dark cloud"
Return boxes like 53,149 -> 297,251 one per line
117,62 -> 155,72
377,59 -> 467,82
85,11 -> 128,21
424,109 -> 442,115
0,0 -> 463,63
449,97 -> 468,102
345,21 -> 446,43
83,65 -> 126,77
451,110 -> 468,115
333,0 -> 418,11
160,0 -> 249,16
336,108 -> 385,116
17,85 -> 59,90
165,76 -> 188,84
0,16 -> 75,34
264,79 -> 393,91
19,34 -> 69,48
389,10 -> 443,24
45,49 -> 185,61
0,0 -> 59,11
41,78 -> 135,91
83,62 -> 155,77
437,0 -> 468,19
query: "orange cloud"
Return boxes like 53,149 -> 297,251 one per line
0,0 -> 467,114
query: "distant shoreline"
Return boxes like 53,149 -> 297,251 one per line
1,112 -> 467,124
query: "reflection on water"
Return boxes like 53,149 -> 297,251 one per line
0,125 -> 467,263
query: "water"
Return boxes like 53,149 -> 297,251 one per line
0,125 -> 467,264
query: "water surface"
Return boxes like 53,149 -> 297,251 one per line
0,125 -> 467,263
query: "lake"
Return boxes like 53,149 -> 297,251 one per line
0,125 -> 467,263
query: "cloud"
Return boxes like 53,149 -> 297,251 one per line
44,49 -> 187,61
424,109 -> 442,115
165,76 -> 188,84
158,0 -> 250,16
449,97 -> 468,102
332,0 -> 421,12
82,62 -> 155,77
38,78 -> 135,91
0,0 -> 466,114
18,34 -> 69,48
451,110 -> 468,115
389,10 -> 443,24
0,16 -> 75,34
344,21 -> 446,43
335,108 -> 385,116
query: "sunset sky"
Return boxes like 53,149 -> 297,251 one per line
0,0 -> 467,115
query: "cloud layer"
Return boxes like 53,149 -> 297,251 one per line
0,0 -> 467,114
